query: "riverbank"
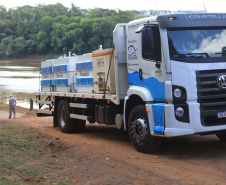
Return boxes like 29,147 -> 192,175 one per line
0,58 -> 42,109
0,54 -> 59,60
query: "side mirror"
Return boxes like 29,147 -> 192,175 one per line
135,25 -> 145,33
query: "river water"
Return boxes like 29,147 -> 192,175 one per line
0,59 -> 43,109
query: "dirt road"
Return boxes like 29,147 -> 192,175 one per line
1,109 -> 226,184
0,109 -> 27,119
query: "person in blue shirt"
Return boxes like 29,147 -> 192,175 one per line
9,95 -> 16,119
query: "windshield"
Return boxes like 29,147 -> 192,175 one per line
167,28 -> 226,62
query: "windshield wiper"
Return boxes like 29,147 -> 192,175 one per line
177,52 -> 209,58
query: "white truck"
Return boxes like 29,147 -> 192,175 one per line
35,13 -> 226,153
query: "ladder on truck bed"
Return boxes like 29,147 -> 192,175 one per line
36,95 -> 54,116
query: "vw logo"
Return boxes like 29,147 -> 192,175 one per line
217,75 -> 226,89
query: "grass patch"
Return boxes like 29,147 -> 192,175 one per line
1,124 -> 16,131
0,122 -> 69,184
0,160 -> 15,170
57,179 -> 71,185
16,168 -> 39,175
0,133 -> 39,150
0,177 -> 21,185
46,165 -> 64,170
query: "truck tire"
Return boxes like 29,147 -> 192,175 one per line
58,99 -> 76,133
128,105 -> 162,153
216,133 -> 226,141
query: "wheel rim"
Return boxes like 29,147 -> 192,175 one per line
131,116 -> 148,143
59,106 -> 66,127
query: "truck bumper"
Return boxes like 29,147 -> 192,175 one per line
147,102 -> 226,137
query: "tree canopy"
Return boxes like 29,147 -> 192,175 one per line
0,4 -> 144,58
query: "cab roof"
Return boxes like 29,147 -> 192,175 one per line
128,13 -> 226,29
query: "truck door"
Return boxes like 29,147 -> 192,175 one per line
139,26 -> 165,101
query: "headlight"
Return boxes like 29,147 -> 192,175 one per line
174,104 -> 189,123
174,88 -> 182,98
175,107 -> 184,117
172,85 -> 187,102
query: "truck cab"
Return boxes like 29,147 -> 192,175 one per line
119,13 -> 226,152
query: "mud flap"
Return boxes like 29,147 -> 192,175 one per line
152,104 -> 164,133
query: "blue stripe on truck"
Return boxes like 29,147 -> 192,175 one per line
41,80 -> 52,86
53,79 -> 68,86
76,62 -> 93,70
53,65 -> 67,73
76,78 -> 94,85
40,67 -> 52,74
128,72 -> 165,101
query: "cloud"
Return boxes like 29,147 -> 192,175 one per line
199,30 -> 226,54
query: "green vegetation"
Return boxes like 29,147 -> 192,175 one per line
0,177 -> 22,185
0,4 -> 145,58
0,121 -> 69,184
57,179 -> 71,185
15,168 -> 39,175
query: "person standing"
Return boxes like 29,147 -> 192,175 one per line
9,95 -> 16,119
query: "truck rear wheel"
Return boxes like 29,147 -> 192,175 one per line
128,105 -> 162,153
216,133 -> 226,141
58,100 -> 76,133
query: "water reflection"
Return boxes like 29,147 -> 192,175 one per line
0,59 -> 43,109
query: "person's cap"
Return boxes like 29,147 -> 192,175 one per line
9,95 -> 13,98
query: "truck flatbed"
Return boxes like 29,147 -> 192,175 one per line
34,91 -> 118,104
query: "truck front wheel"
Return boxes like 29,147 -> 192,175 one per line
128,105 -> 162,153
58,99 -> 76,133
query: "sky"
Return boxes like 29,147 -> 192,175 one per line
1,0 -> 226,13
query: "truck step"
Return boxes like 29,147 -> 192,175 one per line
70,114 -> 93,122
36,100 -> 52,105
69,103 -> 93,109
37,109 -> 53,115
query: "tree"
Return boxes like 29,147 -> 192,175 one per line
88,8 -> 116,18
89,18 -> 113,49
26,34 -> 37,54
39,16 -> 53,32
50,23 -> 66,52
1,36 -> 15,57
14,37 -> 26,53
40,3 -> 69,17
0,3 -> 144,58
70,4 -> 84,17
36,31 -> 49,53
0,5 -> 6,19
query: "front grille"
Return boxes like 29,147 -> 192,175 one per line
196,69 -> 226,126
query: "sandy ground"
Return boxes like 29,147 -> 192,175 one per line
1,108 -> 226,184
0,109 -> 27,119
